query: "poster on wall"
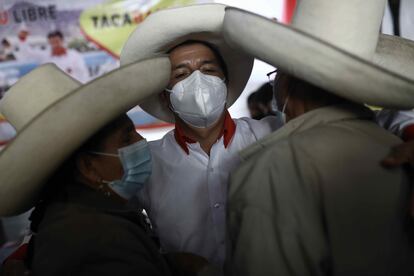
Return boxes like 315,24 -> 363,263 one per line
0,0 -> 209,147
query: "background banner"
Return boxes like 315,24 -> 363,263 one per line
0,0 -> 208,147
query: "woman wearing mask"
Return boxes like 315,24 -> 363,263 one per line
28,114 -> 168,275
0,59 -> 182,275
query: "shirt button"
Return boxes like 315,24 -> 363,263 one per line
214,203 -> 220,208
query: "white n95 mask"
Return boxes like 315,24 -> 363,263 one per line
166,70 -> 227,128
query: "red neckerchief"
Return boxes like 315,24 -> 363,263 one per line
174,110 -> 236,155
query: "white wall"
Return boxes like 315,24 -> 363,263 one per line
215,0 -> 284,118
382,0 -> 414,39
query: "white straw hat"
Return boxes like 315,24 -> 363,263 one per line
222,0 -> 414,109
120,4 -> 254,122
0,57 -> 170,216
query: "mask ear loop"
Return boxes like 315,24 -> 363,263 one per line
164,88 -> 177,114
281,94 -> 290,114
88,151 -> 119,158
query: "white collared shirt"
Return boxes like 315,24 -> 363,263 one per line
137,117 -> 280,265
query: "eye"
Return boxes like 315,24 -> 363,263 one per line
123,136 -> 131,146
173,68 -> 190,80
121,127 -> 135,145
201,65 -> 219,75
175,73 -> 188,79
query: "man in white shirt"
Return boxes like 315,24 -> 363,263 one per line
11,27 -> 43,63
120,4 -> 414,268
44,31 -> 89,83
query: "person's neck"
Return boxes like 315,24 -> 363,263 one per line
75,174 -> 127,204
176,113 -> 226,155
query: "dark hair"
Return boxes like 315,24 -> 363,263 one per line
276,72 -> 348,107
255,83 -> 274,105
29,115 -> 131,233
167,40 -> 229,81
247,91 -> 258,104
1,38 -> 10,46
47,30 -> 64,40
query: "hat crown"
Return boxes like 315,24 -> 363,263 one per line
292,0 -> 386,59
0,64 -> 80,130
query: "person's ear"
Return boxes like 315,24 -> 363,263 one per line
76,153 -> 101,185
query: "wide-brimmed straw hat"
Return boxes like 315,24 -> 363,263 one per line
0,57 -> 170,216
120,4 -> 254,122
222,0 -> 414,109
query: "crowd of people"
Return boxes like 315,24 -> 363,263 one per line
1,1 -> 414,275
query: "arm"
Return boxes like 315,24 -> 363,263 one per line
378,109 -> 414,169
375,109 -> 414,138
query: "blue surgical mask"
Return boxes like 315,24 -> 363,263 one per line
89,139 -> 152,200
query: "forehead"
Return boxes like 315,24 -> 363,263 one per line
169,42 -> 218,65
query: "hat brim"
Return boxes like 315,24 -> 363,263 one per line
120,4 -> 254,123
375,34 -> 414,81
0,57 -> 171,216
223,7 -> 414,109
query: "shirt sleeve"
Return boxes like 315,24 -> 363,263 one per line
239,115 -> 283,141
375,109 -> 414,137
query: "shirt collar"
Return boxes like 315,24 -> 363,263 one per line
240,103 -> 374,161
174,110 -> 237,155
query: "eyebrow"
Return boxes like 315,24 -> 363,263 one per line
172,59 -> 218,70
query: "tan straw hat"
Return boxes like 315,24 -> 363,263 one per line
120,4 -> 254,122
223,0 -> 414,109
0,57 -> 170,216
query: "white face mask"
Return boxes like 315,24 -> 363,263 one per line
166,70 -> 227,128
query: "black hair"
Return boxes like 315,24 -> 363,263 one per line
167,40 -> 229,81
247,91 -> 258,104
47,30 -> 64,40
276,72 -> 348,107
1,38 -> 10,46
255,83 -> 274,105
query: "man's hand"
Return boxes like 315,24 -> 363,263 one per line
381,140 -> 414,168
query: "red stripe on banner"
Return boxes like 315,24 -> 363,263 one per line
136,122 -> 173,130
80,27 -> 120,59
0,139 -> 10,146
283,0 -> 297,24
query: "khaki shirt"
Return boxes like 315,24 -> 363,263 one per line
227,104 -> 414,276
